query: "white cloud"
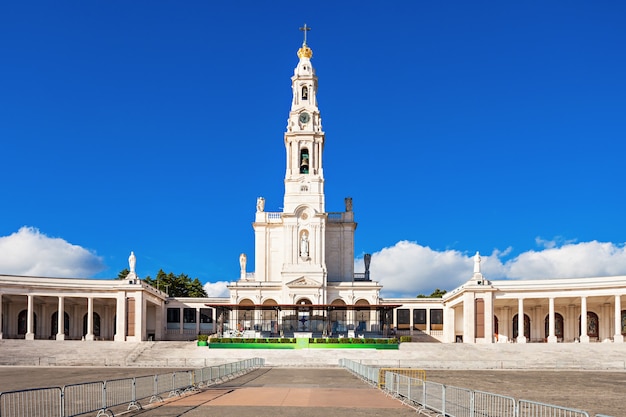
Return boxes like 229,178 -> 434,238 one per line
204,281 -> 230,297
357,240 -> 473,298
0,226 -> 105,278
504,240 -> 626,279
360,239 -> 626,298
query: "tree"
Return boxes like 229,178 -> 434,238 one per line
143,269 -> 207,297
416,288 -> 447,298
116,269 -> 130,280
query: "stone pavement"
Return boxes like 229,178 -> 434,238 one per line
1,367 -> 622,416
1,340 -> 625,415
123,368 -> 422,417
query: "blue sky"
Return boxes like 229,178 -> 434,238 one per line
2,1 -> 626,298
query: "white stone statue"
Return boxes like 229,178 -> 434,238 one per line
256,197 -> 265,212
239,253 -> 247,272
128,251 -> 136,274
473,251 -> 481,274
300,232 -> 309,258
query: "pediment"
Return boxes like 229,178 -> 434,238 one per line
287,277 -> 321,288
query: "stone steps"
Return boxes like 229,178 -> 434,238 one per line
1,339 -> 626,370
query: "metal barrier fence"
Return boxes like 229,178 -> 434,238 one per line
377,367 -> 426,389
340,359 -> 612,417
0,357 -> 264,417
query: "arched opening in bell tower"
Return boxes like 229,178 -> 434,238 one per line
299,148 -> 309,174
302,86 -> 308,100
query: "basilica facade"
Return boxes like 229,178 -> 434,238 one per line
1,35 -> 625,344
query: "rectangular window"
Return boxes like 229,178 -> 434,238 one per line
397,309 -> 410,330
167,308 -> 180,330
413,309 -> 426,330
430,309 -> 443,331
183,308 -> 196,330
200,308 -> 213,332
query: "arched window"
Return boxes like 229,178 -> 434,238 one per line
494,315 -> 499,340
544,313 -> 564,340
300,148 -> 309,174
51,311 -> 70,337
512,313 -> 531,340
302,86 -> 308,100
18,310 -> 37,336
579,311 -> 599,338
83,312 -> 101,337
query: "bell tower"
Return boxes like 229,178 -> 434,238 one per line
238,25 -> 380,309
283,24 -> 325,214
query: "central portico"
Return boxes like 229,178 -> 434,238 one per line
222,28 -> 385,336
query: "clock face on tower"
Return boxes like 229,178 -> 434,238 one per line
299,112 -> 310,124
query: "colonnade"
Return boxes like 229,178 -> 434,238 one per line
449,291 -> 626,344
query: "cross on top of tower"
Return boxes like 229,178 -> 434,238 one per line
299,24 -> 311,45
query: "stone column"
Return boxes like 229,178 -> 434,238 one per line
484,292 -> 494,343
0,293 -> 3,339
426,308 -> 431,333
547,297 -> 557,343
26,294 -> 35,340
603,302 -> 611,341
462,292 -> 475,343
85,297 -> 94,341
443,306 -> 455,343
580,296 -> 589,343
196,307 -> 201,335
137,296 -> 146,341
516,298 -> 526,343
179,307 -> 184,335
56,296 -> 65,341
614,295 -> 623,343
155,302 -> 163,341
114,293 -> 126,342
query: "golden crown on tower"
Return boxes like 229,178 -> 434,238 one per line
297,45 -> 313,59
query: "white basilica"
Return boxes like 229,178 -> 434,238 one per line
1,32 -> 626,344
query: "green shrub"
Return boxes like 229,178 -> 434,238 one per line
389,338 -> 399,344
255,338 -> 267,343
351,338 -> 364,344
279,338 -> 294,343
364,338 -> 376,344
197,334 -> 208,342
375,338 -> 388,344
399,336 -> 412,343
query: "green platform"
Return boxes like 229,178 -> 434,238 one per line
207,339 -> 399,350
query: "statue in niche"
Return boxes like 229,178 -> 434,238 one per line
345,197 -> 352,212
128,251 -> 136,274
300,232 -> 309,258
473,251 -> 481,274
256,197 -> 265,212
302,86 -> 308,100
239,253 -> 247,272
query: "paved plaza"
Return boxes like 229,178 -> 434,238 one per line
1,340 -> 625,416
0,366 -> 623,416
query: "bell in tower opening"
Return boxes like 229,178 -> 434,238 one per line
300,148 -> 309,174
